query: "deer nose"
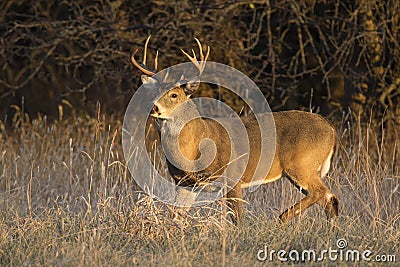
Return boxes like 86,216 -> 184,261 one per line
152,105 -> 159,114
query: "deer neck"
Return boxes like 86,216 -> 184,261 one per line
158,100 -> 207,137
157,100 -> 208,165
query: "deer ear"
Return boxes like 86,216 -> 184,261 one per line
141,75 -> 158,84
183,80 -> 200,95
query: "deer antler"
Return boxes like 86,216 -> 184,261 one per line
131,35 -> 159,76
181,38 -> 210,76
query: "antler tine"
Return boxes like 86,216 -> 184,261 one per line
181,49 -> 200,68
143,35 -> 151,65
204,45 -> 210,62
194,38 -> 204,60
199,45 -> 210,73
181,38 -> 210,75
131,35 -> 159,77
131,49 -> 156,76
154,50 -> 159,71
162,68 -> 170,82
194,37 -> 210,63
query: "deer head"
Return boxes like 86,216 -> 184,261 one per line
131,36 -> 210,120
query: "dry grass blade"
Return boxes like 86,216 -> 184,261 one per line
0,106 -> 398,265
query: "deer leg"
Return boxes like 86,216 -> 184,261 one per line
172,187 -> 196,223
319,192 -> 339,231
317,190 -> 339,220
280,175 -> 336,223
279,193 -> 320,223
226,182 -> 243,225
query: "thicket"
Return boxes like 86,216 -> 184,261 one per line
0,0 -> 399,124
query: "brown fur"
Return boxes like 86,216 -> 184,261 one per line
148,84 -> 338,224
133,38 -> 338,224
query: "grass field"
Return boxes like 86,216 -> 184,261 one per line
0,107 -> 398,266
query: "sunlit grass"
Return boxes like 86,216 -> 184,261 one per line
0,107 -> 398,266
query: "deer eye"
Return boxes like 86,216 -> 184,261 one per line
171,93 -> 178,98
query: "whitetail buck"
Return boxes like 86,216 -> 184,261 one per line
131,37 -> 339,224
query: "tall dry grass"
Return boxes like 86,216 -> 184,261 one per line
0,106 -> 398,266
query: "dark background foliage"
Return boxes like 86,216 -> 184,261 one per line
0,0 -> 399,124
